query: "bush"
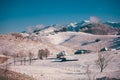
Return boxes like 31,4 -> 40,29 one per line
60,27 -> 67,32
38,48 -> 50,60
95,39 -> 101,42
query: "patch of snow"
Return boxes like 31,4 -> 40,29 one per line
69,22 -> 77,27
107,21 -> 119,24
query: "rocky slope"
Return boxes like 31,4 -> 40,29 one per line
80,23 -> 118,35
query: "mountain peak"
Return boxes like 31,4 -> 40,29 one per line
84,20 -> 90,23
69,22 -> 77,27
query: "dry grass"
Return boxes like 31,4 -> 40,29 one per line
0,55 -> 9,64
0,68 -> 35,80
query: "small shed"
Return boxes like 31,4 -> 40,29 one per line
100,47 -> 109,52
57,51 -> 66,58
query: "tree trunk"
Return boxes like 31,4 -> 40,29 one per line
100,67 -> 103,72
13,57 -> 16,65
29,58 -> 32,65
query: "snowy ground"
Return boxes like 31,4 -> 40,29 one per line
10,52 -> 120,80
41,32 -> 116,51
0,32 -> 120,80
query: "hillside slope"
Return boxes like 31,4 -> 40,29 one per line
42,32 -> 117,51
0,34 -> 74,56
80,23 -> 118,35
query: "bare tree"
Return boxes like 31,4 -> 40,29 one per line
23,57 -> 26,65
12,54 -> 19,65
86,64 -> 91,80
44,48 -> 50,59
28,52 -> 34,65
22,53 -> 27,65
19,53 -> 24,65
38,49 -> 44,60
95,52 -> 112,72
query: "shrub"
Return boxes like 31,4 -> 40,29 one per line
38,48 -> 50,60
95,39 -> 101,42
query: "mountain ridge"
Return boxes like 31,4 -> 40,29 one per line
23,20 -> 120,35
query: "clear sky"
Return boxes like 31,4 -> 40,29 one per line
0,0 -> 120,34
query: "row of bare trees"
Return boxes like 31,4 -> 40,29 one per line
1,47 -> 50,66
11,52 -> 34,65
11,48 -> 50,65
0,48 -> 50,80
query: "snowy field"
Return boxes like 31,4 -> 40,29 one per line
10,52 -> 120,80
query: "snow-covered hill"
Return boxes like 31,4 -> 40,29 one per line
41,32 -> 116,51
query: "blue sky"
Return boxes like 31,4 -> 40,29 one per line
0,0 -> 120,34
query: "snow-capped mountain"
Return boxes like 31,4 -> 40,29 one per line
23,20 -> 120,35
104,21 -> 120,28
24,20 -> 92,34
67,20 -> 91,32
